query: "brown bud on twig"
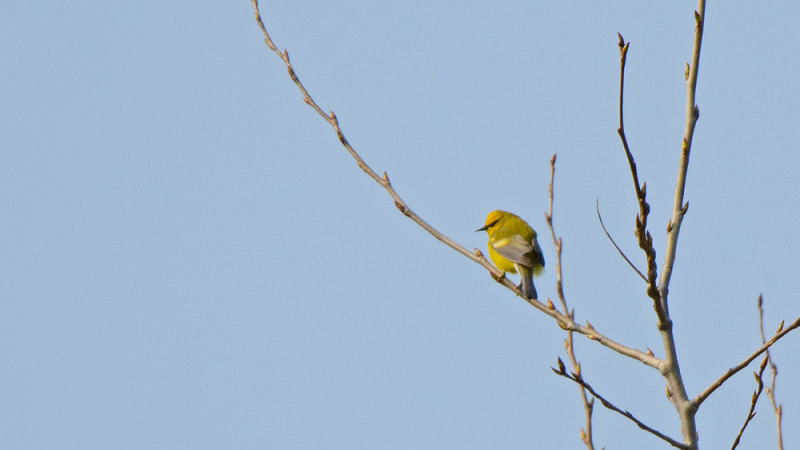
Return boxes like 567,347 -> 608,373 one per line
557,357 -> 566,374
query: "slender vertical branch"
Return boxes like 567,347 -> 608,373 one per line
545,155 -> 595,449
615,34 -> 664,319
651,4 -> 706,448
757,296 -> 784,450
615,3 -> 706,448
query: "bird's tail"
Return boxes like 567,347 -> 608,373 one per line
516,265 -> 537,300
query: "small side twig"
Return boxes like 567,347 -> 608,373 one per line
545,155 -> 595,449
552,358 -> 687,450
596,199 -> 647,282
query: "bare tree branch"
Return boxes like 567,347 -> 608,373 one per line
250,0 -> 661,369
693,314 -> 800,407
730,344 -> 769,449
615,34 -> 661,308
545,155 -> 595,449
731,295 -> 769,450
595,199 -> 647,282
552,359 -> 687,449
617,28 -> 695,446
757,295 -> 785,450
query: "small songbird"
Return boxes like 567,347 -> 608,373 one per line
477,210 -> 545,300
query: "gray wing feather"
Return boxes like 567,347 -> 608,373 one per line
491,234 -> 534,267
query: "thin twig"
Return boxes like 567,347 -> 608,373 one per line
552,359 -> 687,450
596,199 -> 647,282
730,344 -> 769,448
731,294 -> 776,449
757,295 -> 784,450
693,314 -> 800,407
545,155 -> 595,449
615,34 -> 661,309
251,0 -> 661,369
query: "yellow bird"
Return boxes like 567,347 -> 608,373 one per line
477,210 -> 545,300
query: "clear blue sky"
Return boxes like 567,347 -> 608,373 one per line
2,1 -> 799,448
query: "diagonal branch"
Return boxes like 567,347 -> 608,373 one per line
552,359 -> 688,449
251,0 -> 661,369
596,199 -> 647,282
693,314 -> 800,407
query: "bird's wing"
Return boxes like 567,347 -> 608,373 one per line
491,234 -> 534,267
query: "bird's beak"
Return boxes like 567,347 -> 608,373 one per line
475,225 -> 488,232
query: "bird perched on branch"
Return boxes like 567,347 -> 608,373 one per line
477,210 -> 545,300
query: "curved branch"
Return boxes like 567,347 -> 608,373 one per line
596,199 -> 647,282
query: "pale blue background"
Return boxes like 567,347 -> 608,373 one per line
2,1 -> 799,449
